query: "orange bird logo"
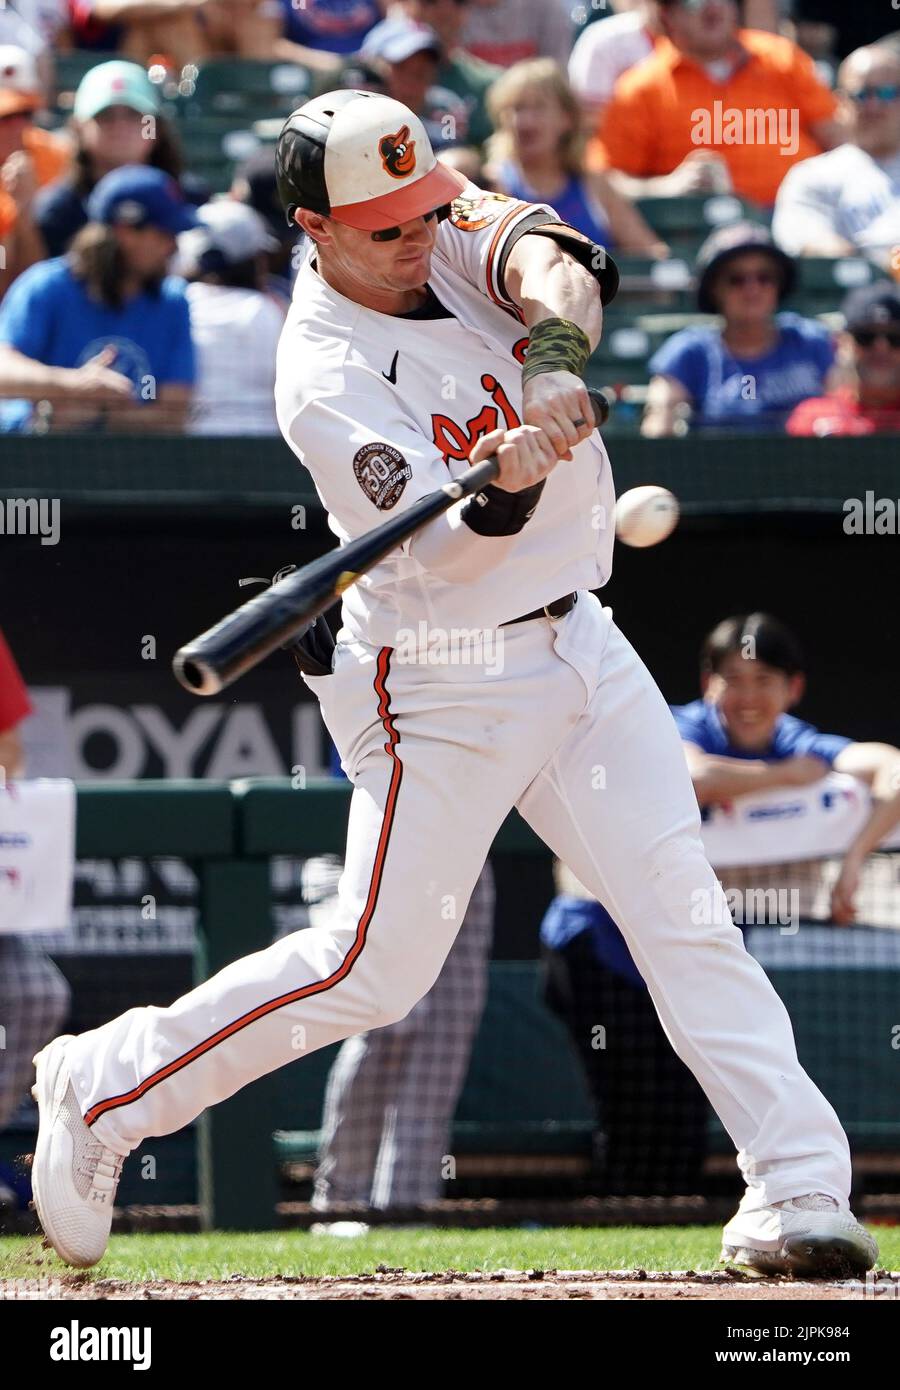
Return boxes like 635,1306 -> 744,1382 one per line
379,125 -> 417,179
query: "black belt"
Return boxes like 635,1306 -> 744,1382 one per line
503,592 -> 578,625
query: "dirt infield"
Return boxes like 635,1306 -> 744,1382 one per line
4,1269 -> 893,1300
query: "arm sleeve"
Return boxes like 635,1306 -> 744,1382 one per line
771,160 -> 840,255
0,265 -> 54,360
0,630 -> 33,732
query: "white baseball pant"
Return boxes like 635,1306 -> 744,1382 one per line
66,593 -> 851,1210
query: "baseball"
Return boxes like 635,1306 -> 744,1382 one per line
615,485 -> 680,548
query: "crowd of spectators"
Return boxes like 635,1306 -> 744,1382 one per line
0,0 -> 897,435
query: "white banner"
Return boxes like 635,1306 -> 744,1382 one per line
701,772 -> 900,868
0,779 -> 75,934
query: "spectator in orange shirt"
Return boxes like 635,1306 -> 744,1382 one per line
0,46 -> 70,298
787,284 -> 900,436
588,0 -> 842,207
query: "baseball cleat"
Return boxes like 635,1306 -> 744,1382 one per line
720,1192 -> 878,1278
30,1035 -> 125,1268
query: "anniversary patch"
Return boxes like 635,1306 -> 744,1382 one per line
449,191 -> 515,232
353,441 -> 412,510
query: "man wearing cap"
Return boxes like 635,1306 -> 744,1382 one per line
390,0 -> 501,148
0,163 -> 195,432
28,89 -> 879,1282
0,45 -> 69,297
788,284 -> 900,436
33,59 -> 183,260
177,199 -> 285,434
356,16 -> 471,148
773,44 -> 900,273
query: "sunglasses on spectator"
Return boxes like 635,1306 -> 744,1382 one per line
722,270 -> 780,288
847,85 -> 900,104
851,327 -> 900,348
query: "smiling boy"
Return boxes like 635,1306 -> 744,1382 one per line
674,612 -> 900,924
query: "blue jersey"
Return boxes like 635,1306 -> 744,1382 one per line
648,312 -> 834,431
670,699 -> 852,766
494,161 -> 614,248
0,257 -> 195,432
541,700 -> 852,980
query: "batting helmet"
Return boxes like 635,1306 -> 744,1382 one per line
275,89 -> 466,233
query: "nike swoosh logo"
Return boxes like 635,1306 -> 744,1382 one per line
382,350 -> 399,385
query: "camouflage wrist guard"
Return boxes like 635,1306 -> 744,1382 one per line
521,317 -> 591,388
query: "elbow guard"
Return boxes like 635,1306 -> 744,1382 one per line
461,479 -> 546,536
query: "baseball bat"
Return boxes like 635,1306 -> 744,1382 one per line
173,389 -> 610,697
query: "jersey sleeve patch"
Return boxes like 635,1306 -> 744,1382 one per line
449,190 -> 517,232
353,441 -> 412,511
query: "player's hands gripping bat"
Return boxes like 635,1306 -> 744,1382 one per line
173,389 -> 610,696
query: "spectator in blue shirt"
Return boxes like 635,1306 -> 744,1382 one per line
0,165 -> 196,433
642,223 -> 835,435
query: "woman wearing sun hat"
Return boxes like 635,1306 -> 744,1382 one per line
642,221 -> 836,435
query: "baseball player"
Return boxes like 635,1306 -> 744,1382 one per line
30,90 -> 877,1278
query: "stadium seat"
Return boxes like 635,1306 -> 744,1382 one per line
609,256 -> 698,312
176,115 -> 272,189
185,60 -> 314,118
635,194 -> 769,248
51,50 -> 104,110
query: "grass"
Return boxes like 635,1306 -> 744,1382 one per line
1,1225 -> 898,1282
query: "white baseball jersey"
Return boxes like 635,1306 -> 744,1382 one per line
274,185 -> 616,646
